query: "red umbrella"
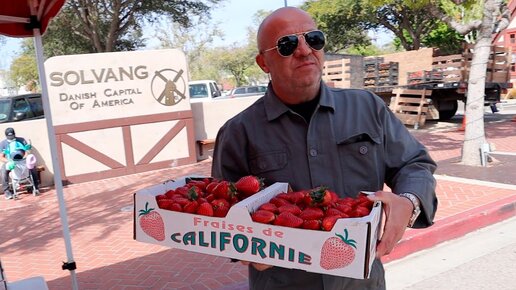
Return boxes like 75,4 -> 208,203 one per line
0,0 -> 65,37
0,1 -> 78,289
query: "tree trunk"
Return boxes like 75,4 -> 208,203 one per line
461,0 -> 499,166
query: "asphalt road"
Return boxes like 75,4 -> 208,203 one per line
385,217 -> 516,290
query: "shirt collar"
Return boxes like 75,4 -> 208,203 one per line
264,81 -> 335,121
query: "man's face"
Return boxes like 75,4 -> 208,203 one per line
256,11 -> 325,101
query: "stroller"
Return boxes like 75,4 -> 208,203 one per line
8,153 -> 38,199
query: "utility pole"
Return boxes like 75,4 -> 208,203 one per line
284,0 -> 288,7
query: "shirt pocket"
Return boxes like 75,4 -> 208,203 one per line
336,132 -> 382,186
249,149 -> 291,183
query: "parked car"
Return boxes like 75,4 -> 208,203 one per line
0,93 -> 44,123
188,80 -> 222,102
226,85 -> 267,98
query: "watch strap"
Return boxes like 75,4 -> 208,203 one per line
399,193 -> 421,227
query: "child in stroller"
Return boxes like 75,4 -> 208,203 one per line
1,128 -> 40,200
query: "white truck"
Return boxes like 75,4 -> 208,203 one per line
188,80 -> 222,102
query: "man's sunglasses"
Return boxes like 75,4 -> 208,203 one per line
263,30 -> 326,57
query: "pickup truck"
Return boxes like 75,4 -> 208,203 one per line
188,80 -> 223,102
0,93 -> 44,123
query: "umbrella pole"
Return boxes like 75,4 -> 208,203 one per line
33,28 -> 79,290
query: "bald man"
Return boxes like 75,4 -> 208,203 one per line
212,7 -> 437,290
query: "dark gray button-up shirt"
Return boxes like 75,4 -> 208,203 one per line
211,82 -> 437,290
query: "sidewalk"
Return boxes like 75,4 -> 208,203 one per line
1,117 -> 515,290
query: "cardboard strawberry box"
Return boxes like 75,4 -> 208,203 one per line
133,177 -> 382,279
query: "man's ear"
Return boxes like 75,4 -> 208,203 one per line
256,54 -> 269,73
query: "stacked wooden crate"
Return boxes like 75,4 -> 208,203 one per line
322,58 -> 353,88
322,54 -> 364,88
407,45 -> 510,85
363,58 -> 399,88
463,45 -> 510,83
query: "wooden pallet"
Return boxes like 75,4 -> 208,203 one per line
389,89 -> 432,129
322,58 -> 352,88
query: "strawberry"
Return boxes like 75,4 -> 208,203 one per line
235,175 -> 264,197
258,202 -> 279,214
187,180 -> 207,191
156,194 -> 169,201
213,205 -> 230,217
211,199 -> 230,217
251,209 -> 276,224
352,206 -> 370,218
335,203 -> 353,215
356,197 -> 374,209
304,187 -> 333,207
329,190 -> 340,202
325,208 -> 344,218
197,202 -> 214,216
205,193 -> 216,202
156,198 -> 174,210
183,200 -> 199,213
299,207 -> 324,220
171,196 -> 189,206
138,202 -> 165,241
213,181 -> 236,200
273,212 -> 303,228
270,197 -> 291,208
302,219 -> 321,230
175,186 -> 190,197
321,215 -> 340,231
285,191 -> 306,204
320,229 -> 357,270
165,189 -> 176,199
169,202 -> 183,212
205,182 -> 219,195
275,192 -> 290,200
187,186 -> 202,200
211,198 -> 230,209
278,204 -> 302,216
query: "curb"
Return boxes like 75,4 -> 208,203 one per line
382,194 -> 516,263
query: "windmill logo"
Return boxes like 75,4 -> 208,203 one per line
151,68 -> 187,106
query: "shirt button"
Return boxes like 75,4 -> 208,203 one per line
309,149 -> 318,157
359,146 -> 368,155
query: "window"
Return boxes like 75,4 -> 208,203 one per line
234,88 -> 246,94
13,99 -> 29,113
248,87 -> 259,93
209,82 -> 219,97
189,84 -> 208,98
13,98 -> 34,119
28,96 -> 44,117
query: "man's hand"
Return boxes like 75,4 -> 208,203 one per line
240,261 -> 273,271
367,191 -> 413,257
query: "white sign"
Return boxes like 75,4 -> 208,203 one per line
44,49 -> 190,125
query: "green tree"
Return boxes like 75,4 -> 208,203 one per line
215,44 -> 257,86
303,0 -> 463,52
302,0 -> 372,52
8,39 -> 39,92
43,0 -> 223,54
155,15 -> 224,81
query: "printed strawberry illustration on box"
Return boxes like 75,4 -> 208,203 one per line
320,228 -> 357,270
138,202 -> 165,241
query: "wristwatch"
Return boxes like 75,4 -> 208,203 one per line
399,193 -> 421,228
